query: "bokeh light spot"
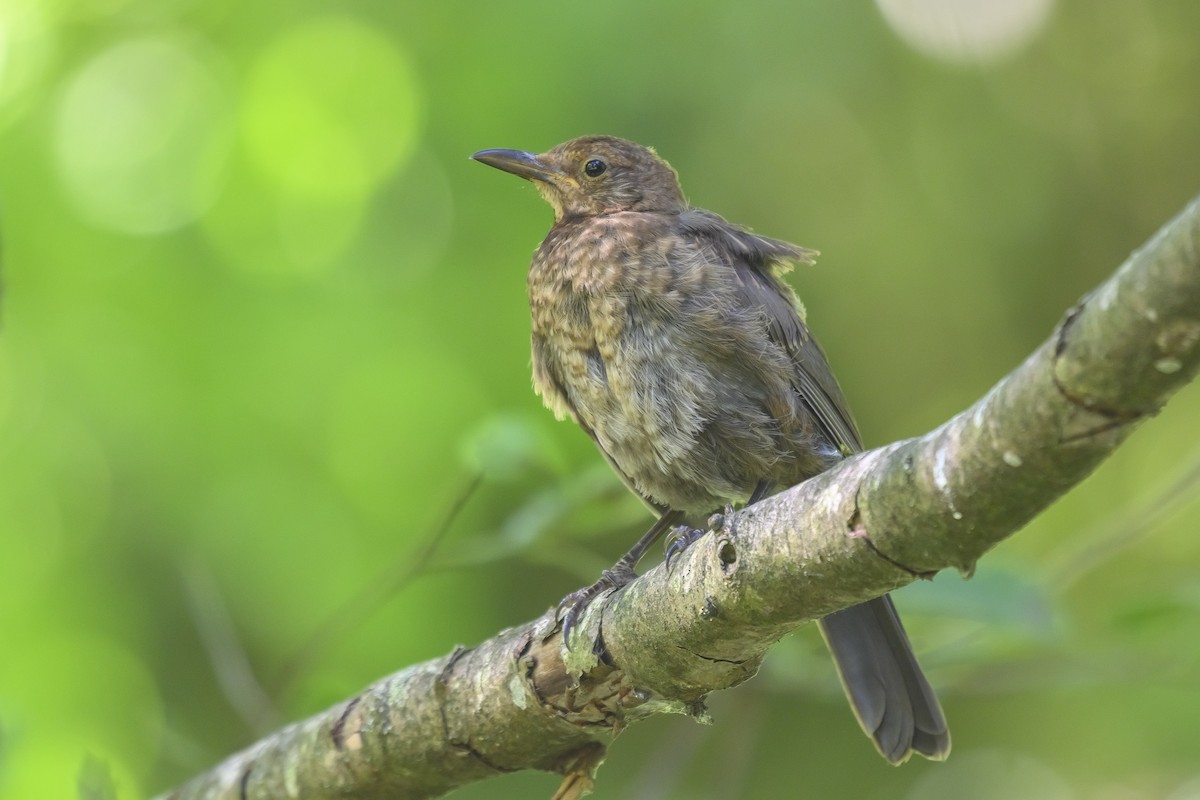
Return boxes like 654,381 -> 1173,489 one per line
53,35 -> 234,235
205,17 -> 421,278
0,0 -> 54,127
239,16 -> 421,201
876,0 -> 1054,63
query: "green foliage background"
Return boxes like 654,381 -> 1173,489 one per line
1,1 -> 1199,798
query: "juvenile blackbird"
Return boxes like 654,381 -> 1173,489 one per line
472,135 -> 949,764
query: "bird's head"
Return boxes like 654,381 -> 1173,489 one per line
472,135 -> 687,222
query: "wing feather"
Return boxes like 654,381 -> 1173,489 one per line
679,209 -> 863,455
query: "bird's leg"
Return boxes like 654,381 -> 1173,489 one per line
663,525 -> 706,570
666,479 -> 777,568
559,508 -> 685,642
747,479 -> 774,505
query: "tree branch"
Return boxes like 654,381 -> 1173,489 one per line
158,194 -> 1200,800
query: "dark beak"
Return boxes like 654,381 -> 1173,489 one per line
471,149 -> 560,183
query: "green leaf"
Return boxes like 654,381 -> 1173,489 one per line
459,413 -> 568,482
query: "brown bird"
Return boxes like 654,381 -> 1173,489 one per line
472,135 -> 949,764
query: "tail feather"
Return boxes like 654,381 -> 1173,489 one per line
818,595 -> 950,764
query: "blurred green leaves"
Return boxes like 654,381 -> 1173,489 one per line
460,412 -> 568,483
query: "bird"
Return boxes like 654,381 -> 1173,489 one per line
471,135 -> 949,764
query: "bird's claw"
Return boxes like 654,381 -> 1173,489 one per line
664,525 -> 706,571
559,566 -> 637,645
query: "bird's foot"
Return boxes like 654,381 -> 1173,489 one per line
663,525 -> 707,571
559,565 -> 637,645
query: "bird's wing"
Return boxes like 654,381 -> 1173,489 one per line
680,210 -> 864,455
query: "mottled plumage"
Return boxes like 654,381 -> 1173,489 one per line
473,135 -> 949,764
530,206 -> 842,511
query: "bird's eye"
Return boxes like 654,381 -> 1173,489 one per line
584,159 -> 607,178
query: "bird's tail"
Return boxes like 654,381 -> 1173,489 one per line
818,595 -> 950,764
